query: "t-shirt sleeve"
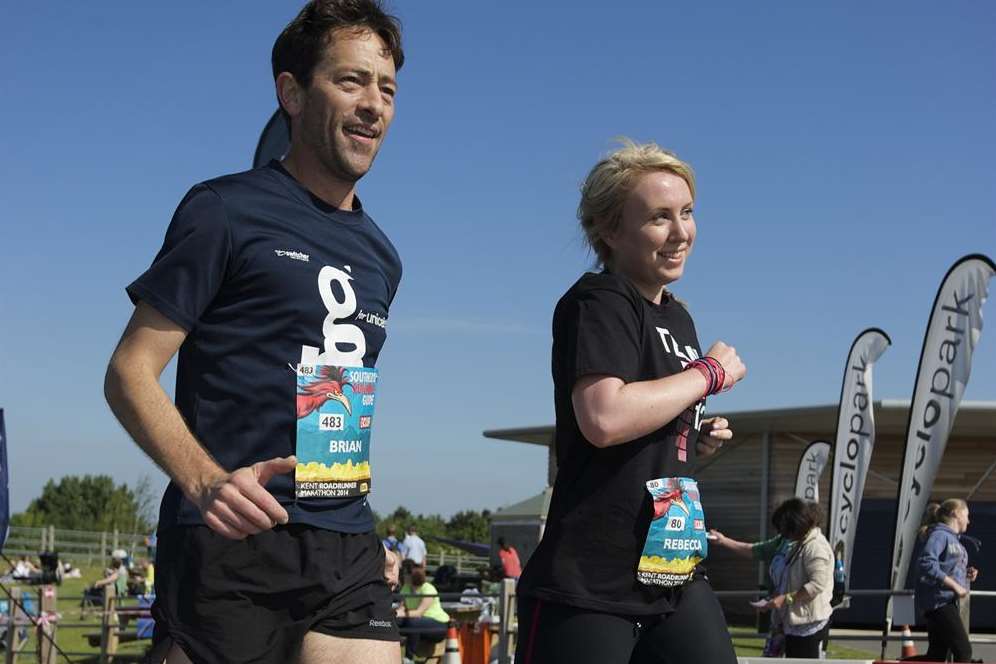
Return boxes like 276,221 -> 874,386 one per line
751,536 -> 782,562
126,185 -> 232,331
562,286 -> 642,384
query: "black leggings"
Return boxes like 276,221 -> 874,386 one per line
905,600 -> 972,662
784,622 -> 829,658
515,578 -> 736,664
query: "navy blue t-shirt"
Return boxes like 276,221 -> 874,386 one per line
127,161 -> 402,533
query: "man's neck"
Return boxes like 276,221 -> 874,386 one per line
281,148 -> 357,211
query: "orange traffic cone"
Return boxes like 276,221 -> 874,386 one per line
900,624 -> 917,659
441,623 -> 462,664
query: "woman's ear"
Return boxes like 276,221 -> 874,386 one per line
598,221 -> 618,252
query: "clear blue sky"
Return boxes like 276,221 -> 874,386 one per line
2,2 -> 994,521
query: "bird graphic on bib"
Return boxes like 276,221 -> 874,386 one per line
297,366 -> 352,419
652,489 -> 690,521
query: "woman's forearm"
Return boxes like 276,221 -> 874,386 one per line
942,575 -> 966,594
716,537 -> 754,558
572,371 -> 707,447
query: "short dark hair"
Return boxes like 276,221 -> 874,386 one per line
272,0 -> 404,120
772,498 -> 823,540
410,565 -> 427,587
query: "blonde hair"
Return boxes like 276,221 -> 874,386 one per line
919,498 -> 967,538
578,138 -> 696,266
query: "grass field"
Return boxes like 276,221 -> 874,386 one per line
3,565 -> 149,663
729,625 -> 877,659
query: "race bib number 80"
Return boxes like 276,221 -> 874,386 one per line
637,477 -> 708,587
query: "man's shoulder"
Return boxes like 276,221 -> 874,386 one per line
195,164 -> 288,208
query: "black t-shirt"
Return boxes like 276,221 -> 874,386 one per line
517,271 -> 706,615
127,161 -> 402,533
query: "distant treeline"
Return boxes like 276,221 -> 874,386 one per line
13,475 -> 492,554
374,505 -> 492,554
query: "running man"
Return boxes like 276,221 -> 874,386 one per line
104,2 -> 405,662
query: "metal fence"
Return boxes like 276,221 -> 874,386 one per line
3,526 -> 490,572
424,550 -> 490,575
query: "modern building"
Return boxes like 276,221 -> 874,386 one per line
485,400 -> 996,628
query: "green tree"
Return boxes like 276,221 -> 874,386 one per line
446,510 -> 491,544
376,506 -> 493,554
11,474 -> 153,533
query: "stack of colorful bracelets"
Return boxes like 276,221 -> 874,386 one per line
685,356 -> 727,398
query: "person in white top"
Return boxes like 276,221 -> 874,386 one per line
400,526 -> 427,565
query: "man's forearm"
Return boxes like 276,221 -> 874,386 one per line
105,358 -> 225,500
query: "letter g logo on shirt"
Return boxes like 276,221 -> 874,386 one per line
300,265 -> 367,367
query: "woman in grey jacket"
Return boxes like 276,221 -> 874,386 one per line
910,499 -> 979,663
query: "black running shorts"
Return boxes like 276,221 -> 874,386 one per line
149,524 -> 400,664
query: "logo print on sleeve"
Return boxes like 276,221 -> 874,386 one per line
300,265 -> 367,367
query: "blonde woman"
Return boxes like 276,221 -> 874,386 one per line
515,140 -> 746,664
909,499 -> 979,662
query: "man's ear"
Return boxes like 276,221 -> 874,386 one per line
276,72 -> 303,118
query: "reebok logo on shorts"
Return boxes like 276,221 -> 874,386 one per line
368,619 -> 393,628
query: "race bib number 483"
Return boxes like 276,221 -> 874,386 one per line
294,364 -> 378,498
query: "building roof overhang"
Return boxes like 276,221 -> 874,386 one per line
483,400 -> 996,446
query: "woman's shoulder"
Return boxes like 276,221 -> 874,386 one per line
800,529 -> 833,557
925,525 -> 958,545
558,271 -> 642,310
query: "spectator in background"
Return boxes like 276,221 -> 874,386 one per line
93,554 -> 130,598
396,564 -> 449,662
10,555 -> 40,580
382,525 -> 400,553
111,548 -> 132,571
400,525 -> 427,565
710,512 -> 794,657
497,538 -> 521,580
756,499 -> 834,659
907,499 -> 978,663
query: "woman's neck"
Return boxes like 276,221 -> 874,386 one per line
606,264 -> 667,304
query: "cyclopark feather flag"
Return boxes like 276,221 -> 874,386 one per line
795,440 -> 830,502
888,254 -> 995,599
827,328 -> 891,588
0,409 -> 9,549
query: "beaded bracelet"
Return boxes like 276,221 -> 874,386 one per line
686,356 -> 727,398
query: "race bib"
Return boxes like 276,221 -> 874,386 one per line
637,477 -> 708,587
294,364 -> 378,498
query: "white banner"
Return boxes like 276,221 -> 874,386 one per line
885,254 -> 994,628
795,440 -> 831,502
827,328 -> 891,588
